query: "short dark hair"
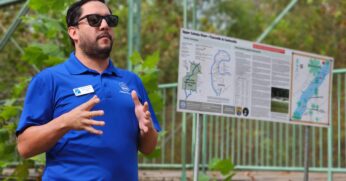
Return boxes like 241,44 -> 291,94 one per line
66,0 -> 111,46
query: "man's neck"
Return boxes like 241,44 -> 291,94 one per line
75,50 -> 109,74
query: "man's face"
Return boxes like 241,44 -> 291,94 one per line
76,1 -> 114,60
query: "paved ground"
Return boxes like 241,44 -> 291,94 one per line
3,168 -> 346,180
139,170 -> 346,181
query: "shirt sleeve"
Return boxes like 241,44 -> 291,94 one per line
16,71 -> 54,136
134,75 -> 161,132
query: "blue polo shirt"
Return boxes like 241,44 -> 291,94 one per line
16,52 -> 161,181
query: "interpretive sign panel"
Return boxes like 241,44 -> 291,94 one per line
177,28 -> 334,127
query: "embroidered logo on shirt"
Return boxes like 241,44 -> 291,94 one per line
119,82 -> 130,94
73,85 -> 94,96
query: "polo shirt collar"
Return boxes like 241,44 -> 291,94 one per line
65,52 -> 119,76
103,59 -> 119,76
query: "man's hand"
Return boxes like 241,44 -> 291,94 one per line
61,95 -> 105,135
17,95 -> 105,158
131,90 -> 158,154
131,90 -> 154,134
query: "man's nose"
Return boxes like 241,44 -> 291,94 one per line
99,18 -> 110,30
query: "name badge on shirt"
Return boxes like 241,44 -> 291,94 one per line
73,85 -> 94,96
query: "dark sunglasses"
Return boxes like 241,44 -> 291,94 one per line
78,14 -> 119,27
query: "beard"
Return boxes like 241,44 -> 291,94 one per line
79,33 -> 113,60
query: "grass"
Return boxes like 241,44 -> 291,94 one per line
271,100 -> 289,113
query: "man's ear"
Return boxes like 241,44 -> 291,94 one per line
68,27 -> 78,44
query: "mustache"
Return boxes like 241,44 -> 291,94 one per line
97,33 -> 112,41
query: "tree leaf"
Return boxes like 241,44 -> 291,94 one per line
130,51 -> 143,65
148,91 -> 163,113
198,173 -> 210,181
0,106 -> 21,121
209,158 -> 235,176
224,172 -> 236,181
31,153 -> 46,165
0,129 -> 10,141
29,0 -> 49,14
12,160 -> 35,180
140,148 -> 161,159
12,77 -> 30,98
45,56 -> 65,67
21,46 -> 48,68
143,50 -> 160,68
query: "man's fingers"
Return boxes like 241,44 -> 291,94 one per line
145,110 -> 151,119
141,123 -> 149,133
143,102 -> 149,112
84,126 -> 103,135
82,119 -> 105,126
131,90 -> 141,106
88,110 -> 104,118
78,119 -> 104,134
80,95 -> 100,110
132,90 -> 153,134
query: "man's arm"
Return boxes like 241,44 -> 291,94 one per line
138,118 -> 158,154
18,116 -> 71,159
131,91 -> 159,154
17,95 -> 105,159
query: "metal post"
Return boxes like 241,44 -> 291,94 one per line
192,0 -> 196,29
127,0 -> 141,71
181,0 -> 188,180
127,0 -> 133,71
133,0 -> 141,52
303,126 -> 310,181
0,23 -> 24,54
193,114 -> 202,181
327,78 -> 334,181
181,113 -> 187,181
0,0 -> 25,8
0,1 -> 39,73
0,0 -> 28,51
183,0 -> 187,28
202,115 -> 207,173
256,0 -> 298,43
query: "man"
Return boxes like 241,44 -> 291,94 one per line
16,0 -> 160,180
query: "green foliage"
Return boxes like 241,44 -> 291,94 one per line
0,99 -> 21,176
142,50 -> 160,68
0,8 -> 71,177
23,15 -> 66,39
0,97 -> 21,167
140,1 -> 182,83
198,172 -> 211,181
29,0 -> 71,14
0,128 -> 16,162
1,0 -> 165,179
1,0 -> 107,179
22,43 -> 65,69
200,158 -> 236,181
139,148 -> 161,159
11,77 -> 30,98
0,106 -> 20,122
130,51 -> 164,159
129,51 -> 143,65
200,0 -> 266,41
5,160 -> 34,181
130,50 -> 163,114
30,153 -> 46,165
209,159 -> 235,175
